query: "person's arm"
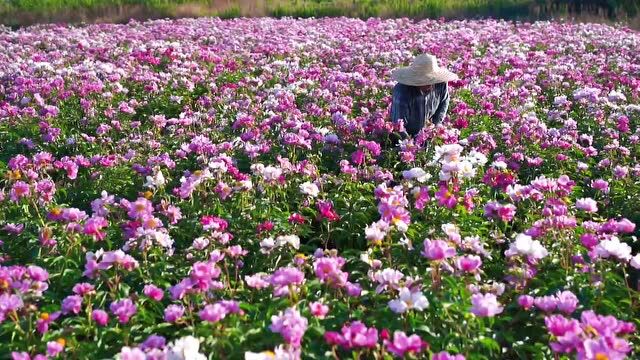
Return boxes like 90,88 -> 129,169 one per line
432,84 -> 450,125
390,86 -> 410,139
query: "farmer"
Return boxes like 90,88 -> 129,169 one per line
390,54 -> 458,141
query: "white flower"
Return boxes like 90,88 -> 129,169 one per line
630,254 -> 640,269
275,235 -> 300,250
365,223 -> 386,243
299,181 -> 319,197
260,237 -> 276,254
596,236 -> 632,261
209,160 -> 228,173
441,223 -> 459,237
458,160 -> 476,178
491,161 -> 508,169
608,90 -> 627,103
388,287 -> 429,313
505,234 -> 548,260
465,150 -> 488,166
250,163 -> 265,175
245,351 -> 275,360
143,170 -> 166,189
168,336 -> 207,360
402,167 -> 430,182
434,144 -> 463,163
261,166 -> 282,182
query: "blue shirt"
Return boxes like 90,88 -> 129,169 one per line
390,82 -> 450,136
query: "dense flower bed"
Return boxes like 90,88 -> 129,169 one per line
0,17 -> 639,359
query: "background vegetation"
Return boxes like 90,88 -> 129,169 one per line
0,0 -> 639,28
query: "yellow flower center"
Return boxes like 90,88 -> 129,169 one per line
595,353 -> 608,360
8,170 -> 22,180
56,338 -> 66,347
40,312 -> 50,321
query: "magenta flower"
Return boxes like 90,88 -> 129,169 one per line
456,255 -> 482,273
325,321 -> 378,350
384,331 -> 426,357
435,184 -> 457,208
518,295 -> 535,310
201,215 -> 228,232
110,298 -> 137,324
556,291 -> 579,314
92,309 -> 109,326
143,284 -> 164,301
432,352 -> 466,360
470,293 -> 503,317
317,200 -> 340,222
61,295 -> 82,315
83,216 -> 109,241
422,239 -> 456,261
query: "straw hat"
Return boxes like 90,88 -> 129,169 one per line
391,54 -> 458,86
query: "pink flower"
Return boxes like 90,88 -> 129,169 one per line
435,184 -> 457,208
470,293 -> 503,317
143,284 -> 164,301
288,213 -> 306,224
422,239 -> 456,261
245,273 -> 270,289
309,302 -> 329,319
9,181 -> 30,202
83,216 -> 108,241
61,295 -> 82,314
534,295 -> 558,313
591,179 -> 609,194
325,321 -> 378,350
110,298 -> 137,324
199,303 -> 228,323
313,257 -> 348,288
580,337 -> 627,360
432,351 -> 466,360
556,291 -> 579,314
164,304 -> 185,323
72,283 -> 95,296
270,307 -> 308,348
456,255 -> 482,273
517,295 -> 535,310
576,198 -> 598,213
317,200 -> 340,222
127,197 -> 154,220
46,341 -> 64,357
201,215 -> 228,232
92,309 -> 109,326
384,331 -> 426,357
